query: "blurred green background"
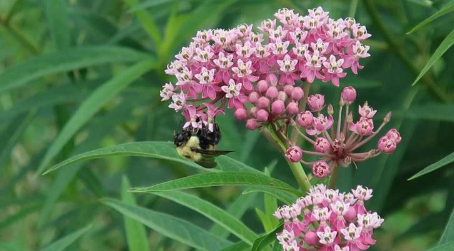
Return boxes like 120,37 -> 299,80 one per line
0,0 -> 454,250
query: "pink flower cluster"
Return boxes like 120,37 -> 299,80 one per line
286,86 -> 402,178
160,7 -> 371,130
274,184 -> 384,251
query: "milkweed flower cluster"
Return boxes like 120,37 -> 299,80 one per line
161,7 -> 371,130
288,86 -> 402,178
274,184 -> 384,251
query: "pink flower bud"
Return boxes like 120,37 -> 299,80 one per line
286,102 -> 299,115
246,119 -> 258,130
277,91 -> 287,102
271,100 -> 285,115
256,109 -> 269,122
249,91 -> 260,104
249,106 -> 257,118
296,111 -> 314,128
266,73 -> 278,86
257,97 -> 270,109
291,87 -> 304,100
234,108 -> 247,121
312,161 -> 331,178
344,206 -> 357,222
304,231 -> 318,246
284,85 -> 294,96
285,146 -> 303,162
386,128 -> 401,144
266,86 -> 279,99
378,136 -> 397,153
314,137 -> 331,153
257,80 -> 269,93
341,86 -> 357,105
349,117 -> 374,136
308,94 -> 325,112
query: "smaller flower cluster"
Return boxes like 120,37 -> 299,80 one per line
274,184 -> 384,251
284,86 -> 402,178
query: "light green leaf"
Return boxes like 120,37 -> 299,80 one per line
255,208 -> 275,233
0,242 -> 30,251
128,0 -> 176,12
40,225 -> 92,251
425,241 -> 454,251
440,209 -> 454,244
152,191 -> 257,245
412,28 -> 454,85
263,168 -> 279,230
129,172 -> 301,196
218,241 -> 250,251
101,198 -> 231,251
121,177 -> 150,251
409,151 -> 454,180
407,2 -> 454,34
242,187 -> 297,205
393,104 -> 454,122
38,59 -> 156,174
0,205 -> 40,230
45,0 -> 70,49
0,46 -> 150,93
43,141 -> 261,175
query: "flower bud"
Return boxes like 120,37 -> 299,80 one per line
266,73 -> 278,86
304,231 -> 318,246
286,102 -> 299,115
327,104 -> 334,115
246,119 -> 258,130
283,85 -> 294,96
248,91 -> 260,104
249,106 -> 257,118
344,206 -> 357,222
291,87 -> 304,100
386,128 -> 401,144
285,146 -> 303,162
234,108 -> 247,121
341,86 -> 357,105
266,86 -> 279,99
378,136 -> 397,153
314,137 -> 331,153
312,161 -> 331,178
308,94 -> 325,112
384,111 -> 392,123
257,97 -> 270,109
296,111 -> 314,128
277,91 -> 287,102
257,80 -> 269,93
271,100 -> 285,115
256,109 -> 269,122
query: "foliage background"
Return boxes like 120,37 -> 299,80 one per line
0,0 -> 454,250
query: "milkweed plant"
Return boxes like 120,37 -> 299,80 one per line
160,7 -> 401,251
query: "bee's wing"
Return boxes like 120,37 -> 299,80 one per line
192,148 -> 233,168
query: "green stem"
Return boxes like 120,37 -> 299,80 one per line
287,160 -> 312,192
328,167 -> 339,189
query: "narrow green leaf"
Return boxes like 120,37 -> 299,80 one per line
128,0 -> 176,12
412,28 -> 454,85
251,223 -> 283,251
218,241 -> 250,251
409,152 -> 454,180
45,0 -> 70,49
255,208 -> 275,233
121,177 -> 150,251
43,141 -> 261,175
152,191 -> 257,245
425,241 -> 454,251
439,209 -> 454,244
407,2 -> 454,34
393,104 -> 454,122
38,59 -> 156,174
263,168 -> 279,230
0,205 -> 40,230
0,46 -> 150,93
122,0 -> 161,48
0,242 -> 30,251
129,172 -> 301,196
40,225 -> 92,251
101,198 -> 231,251
242,187 -> 297,205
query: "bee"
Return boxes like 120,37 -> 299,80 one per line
174,121 -> 232,168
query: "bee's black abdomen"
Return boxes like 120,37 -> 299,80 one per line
197,123 -> 221,149
174,128 -> 191,147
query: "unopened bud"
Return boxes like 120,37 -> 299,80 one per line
346,112 -> 353,123
384,111 -> 392,123
327,104 -> 334,115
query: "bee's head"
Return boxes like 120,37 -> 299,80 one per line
174,131 -> 189,147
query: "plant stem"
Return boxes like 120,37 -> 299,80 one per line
287,160 -> 312,192
328,166 -> 339,189
291,82 -> 310,143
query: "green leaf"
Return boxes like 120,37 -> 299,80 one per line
0,46 -> 150,93
0,242 -> 30,251
43,141 -> 261,175
152,191 -> 257,245
218,241 -> 250,251
0,205 -> 40,230
255,208 -> 275,233
407,1 -> 454,34
242,187 -> 298,205
393,104 -> 454,122
263,168 -> 279,226
37,59 -> 156,174
129,172 -> 301,196
409,151 -> 454,180
425,241 -> 454,251
439,208 -> 454,244
251,223 -> 283,251
121,177 -> 150,251
40,225 -> 92,251
412,28 -> 454,85
101,198 -> 231,251
45,0 -> 70,49
128,0 -> 176,12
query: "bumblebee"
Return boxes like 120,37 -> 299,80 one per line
174,122 -> 232,168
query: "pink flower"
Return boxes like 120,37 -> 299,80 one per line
301,51 -> 326,83
358,102 -> 377,118
286,146 -> 303,162
315,137 -> 331,153
232,59 -> 259,90
307,114 -> 334,135
277,55 -> 299,85
221,79 -> 247,109
183,105 -> 202,129
385,128 -> 402,144
297,111 -> 314,128
213,52 -> 234,84
312,161 -> 331,178
378,136 -> 397,153
349,117 -> 374,136
160,82 -> 174,101
341,86 -> 357,105
323,55 -> 346,86
308,94 -> 325,111
169,92 -> 186,111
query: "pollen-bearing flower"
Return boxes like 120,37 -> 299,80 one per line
275,184 -> 384,251
160,6 -> 371,131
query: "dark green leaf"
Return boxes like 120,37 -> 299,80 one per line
45,0 -> 70,49
40,225 -> 92,251
251,223 -> 283,251
409,152 -> 454,180
242,187 -> 297,205
439,208 -> 454,244
407,2 -> 454,34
